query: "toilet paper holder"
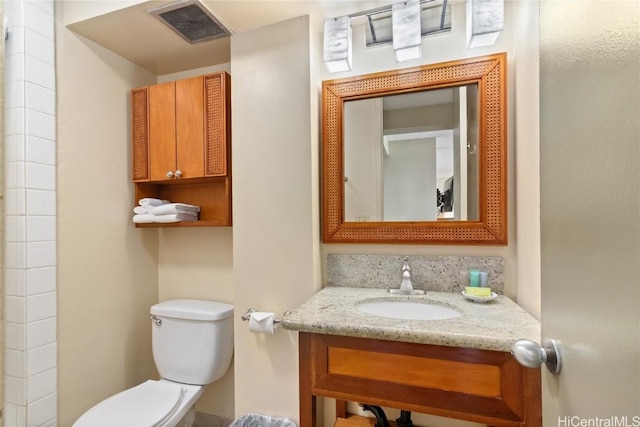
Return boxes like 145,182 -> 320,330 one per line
241,308 -> 281,324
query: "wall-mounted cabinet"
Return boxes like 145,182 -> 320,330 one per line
131,72 -> 232,227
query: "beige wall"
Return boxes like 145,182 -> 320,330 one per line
231,15 -> 319,423
56,5 -> 160,426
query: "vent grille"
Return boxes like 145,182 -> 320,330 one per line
150,0 -> 231,44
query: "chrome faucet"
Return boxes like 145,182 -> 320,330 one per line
388,256 -> 425,295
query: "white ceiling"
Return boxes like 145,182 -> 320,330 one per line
66,0 -> 399,76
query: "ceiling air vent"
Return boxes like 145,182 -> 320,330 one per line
149,0 -> 231,44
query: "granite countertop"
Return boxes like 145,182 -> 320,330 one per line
281,287 -> 540,352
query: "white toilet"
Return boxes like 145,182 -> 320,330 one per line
74,299 -> 234,427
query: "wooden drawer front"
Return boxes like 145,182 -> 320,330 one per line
132,88 -> 149,181
204,72 -> 230,177
328,347 -> 502,397
304,333 -> 540,427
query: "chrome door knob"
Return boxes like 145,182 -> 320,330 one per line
511,338 -> 562,375
166,170 -> 174,178
175,169 -> 183,178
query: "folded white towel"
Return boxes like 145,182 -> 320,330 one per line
133,206 -> 149,215
154,213 -> 199,223
133,214 -> 155,224
138,198 -> 170,207
133,212 -> 198,224
146,203 -> 201,215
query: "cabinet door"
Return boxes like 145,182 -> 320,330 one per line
149,81 -> 176,181
131,87 -> 149,182
176,76 -> 205,179
204,72 -> 230,176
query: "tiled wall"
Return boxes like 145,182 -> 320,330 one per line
4,0 -> 57,425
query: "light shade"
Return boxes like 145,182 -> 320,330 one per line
323,16 -> 352,73
392,0 -> 422,62
466,0 -> 504,48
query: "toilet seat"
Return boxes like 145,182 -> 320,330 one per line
74,380 -> 186,427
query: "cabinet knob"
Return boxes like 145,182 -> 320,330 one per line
175,169 -> 183,178
166,171 -> 174,178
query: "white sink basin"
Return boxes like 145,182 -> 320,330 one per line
357,300 -> 462,321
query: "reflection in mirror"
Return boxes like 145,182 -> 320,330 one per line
344,85 -> 480,222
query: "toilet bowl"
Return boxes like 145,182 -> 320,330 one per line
73,299 -> 234,427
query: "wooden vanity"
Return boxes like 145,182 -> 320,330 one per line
282,287 -> 542,427
299,333 -> 540,427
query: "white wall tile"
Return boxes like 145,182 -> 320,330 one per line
5,53 -> 25,82
5,322 -> 27,351
5,0 -> 25,27
25,55 -> 55,89
5,349 -> 27,377
6,214 -> 26,242
6,134 -> 26,163
26,109 -> 55,141
26,267 -> 56,295
6,268 -> 27,296
25,1 -> 54,39
28,392 -> 57,426
26,135 -> 56,165
6,188 -> 27,215
26,83 -> 55,116
6,106 -> 26,136
38,418 -> 57,427
5,80 -> 26,109
26,189 -> 55,215
27,0 -> 53,17
27,318 -> 56,349
5,160 -> 25,189
26,241 -> 56,269
28,368 -> 56,403
26,291 -> 56,322
5,25 -> 25,56
26,215 -> 56,242
5,2 -> 57,423
25,162 -> 55,190
5,375 -> 27,405
6,296 -> 26,323
27,342 -> 56,375
25,28 -> 54,65
6,242 -> 26,269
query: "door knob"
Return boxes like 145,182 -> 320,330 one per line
175,169 -> 183,178
511,338 -> 562,375
166,170 -> 174,179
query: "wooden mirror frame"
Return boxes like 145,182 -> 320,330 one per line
322,53 -> 507,245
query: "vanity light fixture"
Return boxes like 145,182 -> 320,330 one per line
323,16 -> 352,73
392,0 -> 422,62
466,0 -> 504,48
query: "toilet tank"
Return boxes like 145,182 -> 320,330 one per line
150,299 -> 234,385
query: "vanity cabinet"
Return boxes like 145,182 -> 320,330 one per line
299,333 -> 541,427
131,72 -> 232,227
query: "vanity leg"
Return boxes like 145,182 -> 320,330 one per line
299,333 -> 316,427
335,400 -> 347,418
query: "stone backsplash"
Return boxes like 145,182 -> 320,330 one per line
327,254 -> 504,293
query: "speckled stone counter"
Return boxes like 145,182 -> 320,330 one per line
281,287 -> 540,352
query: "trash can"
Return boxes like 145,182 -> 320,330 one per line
230,413 -> 296,427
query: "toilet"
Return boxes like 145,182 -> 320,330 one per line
74,299 -> 234,427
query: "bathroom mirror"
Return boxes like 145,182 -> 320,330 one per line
322,53 -> 507,245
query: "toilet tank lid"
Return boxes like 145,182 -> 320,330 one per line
151,299 -> 234,321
